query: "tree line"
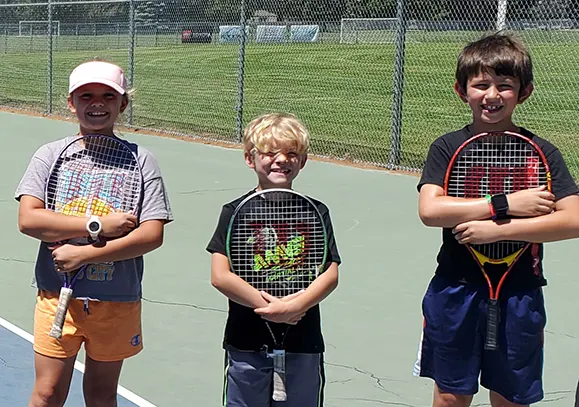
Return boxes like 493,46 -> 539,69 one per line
0,0 -> 576,25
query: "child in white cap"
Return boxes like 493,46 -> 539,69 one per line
15,60 -> 173,407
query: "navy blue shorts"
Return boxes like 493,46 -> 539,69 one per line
413,275 -> 546,405
223,347 -> 325,407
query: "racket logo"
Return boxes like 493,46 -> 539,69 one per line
55,170 -> 126,215
463,164 -> 544,197
60,197 -> 114,217
248,223 -> 309,281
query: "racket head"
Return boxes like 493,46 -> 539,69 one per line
226,189 -> 328,298
45,134 -> 143,339
45,134 -> 143,226
444,131 -> 551,265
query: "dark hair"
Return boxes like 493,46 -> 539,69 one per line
456,32 -> 533,96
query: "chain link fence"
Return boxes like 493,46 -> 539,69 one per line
0,0 -> 578,176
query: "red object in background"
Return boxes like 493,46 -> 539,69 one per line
181,29 -> 192,42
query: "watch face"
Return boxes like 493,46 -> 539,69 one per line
493,195 -> 508,210
89,221 -> 100,232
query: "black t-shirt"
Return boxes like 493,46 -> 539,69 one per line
206,190 -> 342,353
418,126 -> 579,289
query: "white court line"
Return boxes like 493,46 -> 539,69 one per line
0,316 -> 156,407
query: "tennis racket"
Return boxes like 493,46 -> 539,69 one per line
226,188 -> 328,401
444,131 -> 551,351
45,134 -> 143,339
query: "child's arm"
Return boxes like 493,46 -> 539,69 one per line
18,195 -> 137,242
210,252 -> 269,309
256,202 -> 341,324
419,184 -> 555,228
50,219 -> 165,270
254,262 -> 339,324
453,144 -> 579,244
454,194 -> 579,244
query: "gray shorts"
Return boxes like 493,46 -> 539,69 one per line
223,348 -> 325,407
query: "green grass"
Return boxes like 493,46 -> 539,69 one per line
1,32 -> 579,178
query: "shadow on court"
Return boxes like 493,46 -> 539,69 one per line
0,111 -> 578,406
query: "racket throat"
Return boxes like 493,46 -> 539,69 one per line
472,248 -> 522,267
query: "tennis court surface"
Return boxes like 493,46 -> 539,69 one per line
1,111 -> 578,406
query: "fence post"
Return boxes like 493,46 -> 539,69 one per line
496,0 -> 508,30
127,0 -> 135,126
47,0 -> 53,114
235,0 -> 248,143
389,0 -> 407,168
155,24 -> 158,47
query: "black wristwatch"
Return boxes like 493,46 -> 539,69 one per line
491,193 -> 509,220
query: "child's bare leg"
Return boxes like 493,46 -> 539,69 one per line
82,356 -> 123,407
489,390 -> 528,407
433,383 -> 473,407
28,352 -> 76,407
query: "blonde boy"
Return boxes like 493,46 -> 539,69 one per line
206,113 -> 341,407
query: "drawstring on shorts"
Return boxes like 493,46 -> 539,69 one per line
83,299 -> 90,315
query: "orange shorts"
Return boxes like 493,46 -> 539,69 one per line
33,290 -> 143,362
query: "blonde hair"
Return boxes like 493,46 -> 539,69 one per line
243,113 -> 310,156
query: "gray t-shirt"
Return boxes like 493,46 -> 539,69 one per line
14,135 -> 173,302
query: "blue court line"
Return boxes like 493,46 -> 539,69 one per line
0,317 -> 155,406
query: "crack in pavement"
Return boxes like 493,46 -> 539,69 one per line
0,257 -> 34,264
541,390 -> 573,404
325,362 -> 403,398
142,297 -> 226,313
542,397 -> 567,403
178,187 -> 248,195
0,356 -> 18,369
545,329 -> 576,339
325,342 -> 337,350
329,378 -> 354,385
331,397 -> 415,406
466,390 -> 572,407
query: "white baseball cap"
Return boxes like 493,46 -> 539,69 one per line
68,61 -> 127,95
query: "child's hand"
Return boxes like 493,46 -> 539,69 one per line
49,243 -> 88,273
507,186 -> 555,217
453,220 -> 501,244
254,291 -> 306,325
100,212 -> 138,238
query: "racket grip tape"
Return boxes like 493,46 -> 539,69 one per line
271,349 -> 287,402
485,299 -> 500,351
48,287 -> 73,339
